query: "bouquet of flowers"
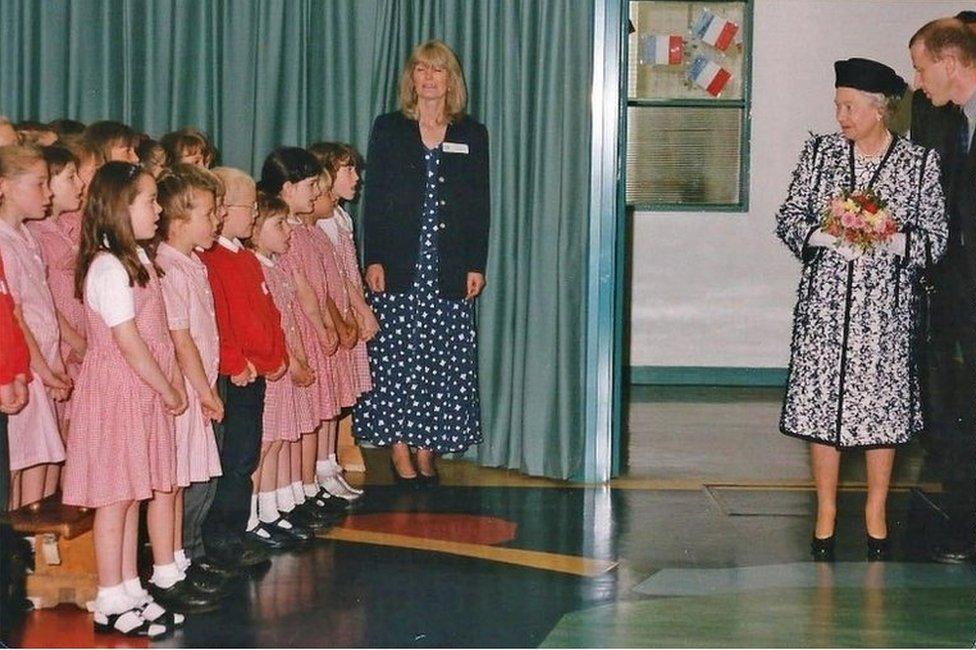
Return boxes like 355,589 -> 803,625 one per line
821,189 -> 899,252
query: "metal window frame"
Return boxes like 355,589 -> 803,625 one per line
625,0 -> 754,213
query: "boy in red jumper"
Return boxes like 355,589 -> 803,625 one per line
199,168 -> 287,567
0,250 -> 30,635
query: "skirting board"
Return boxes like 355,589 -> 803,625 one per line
629,366 -> 788,387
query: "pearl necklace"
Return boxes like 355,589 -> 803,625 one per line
854,131 -> 892,160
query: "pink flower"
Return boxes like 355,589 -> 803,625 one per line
841,211 -> 860,229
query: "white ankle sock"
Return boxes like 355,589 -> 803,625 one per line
122,577 -> 145,599
246,494 -> 260,531
303,482 -> 319,498
328,454 -> 340,471
276,486 -> 295,512
291,481 -> 306,504
258,491 -> 279,524
96,583 -> 132,615
150,562 -> 183,590
316,460 -> 333,482
174,548 -> 190,572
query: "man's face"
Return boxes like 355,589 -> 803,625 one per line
911,42 -> 954,107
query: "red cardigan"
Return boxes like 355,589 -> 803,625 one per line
200,240 -> 288,377
0,252 -> 30,385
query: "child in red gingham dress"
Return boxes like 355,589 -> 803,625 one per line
62,162 -> 185,639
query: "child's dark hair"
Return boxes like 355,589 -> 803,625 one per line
48,119 -> 87,138
83,121 -> 138,160
160,127 -> 215,167
137,138 -> 165,165
244,192 -> 290,251
75,162 -> 153,299
307,142 -> 362,176
155,163 -> 220,243
257,147 -> 321,196
41,145 -> 79,178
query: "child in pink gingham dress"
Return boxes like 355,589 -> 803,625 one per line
156,242 -> 222,486
318,205 -> 373,396
278,219 -> 342,423
307,224 -> 360,407
256,249 -> 317,443
63,246 -> 178,507
0,220 -> 66,475
28,210 -> 85,380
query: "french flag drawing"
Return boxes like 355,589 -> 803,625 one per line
688,54 -> 732,97
639,34 -> 684,65
691,9 -> 739,52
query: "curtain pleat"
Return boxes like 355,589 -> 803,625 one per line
0,0 -> 594,480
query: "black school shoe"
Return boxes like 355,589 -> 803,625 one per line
311,488 -> 352,515
148,578 -> 221,614
244,522 -> 294,551
270,514 -> 313,542
287,501 -> 334,530
183,563 -> 227,595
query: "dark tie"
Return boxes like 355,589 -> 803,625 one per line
960,113 -> 971,158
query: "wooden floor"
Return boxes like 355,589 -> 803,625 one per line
4,386 -> 968,648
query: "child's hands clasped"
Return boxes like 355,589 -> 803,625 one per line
0,374 -> 29,415
200,387 -> 224,423
289,357 -> 315,387
163,382 -> 187,416
230,360 -> 257,387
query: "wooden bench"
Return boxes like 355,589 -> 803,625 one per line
7,498 -> 96,610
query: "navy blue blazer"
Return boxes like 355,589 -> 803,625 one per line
362,110 -> 490,299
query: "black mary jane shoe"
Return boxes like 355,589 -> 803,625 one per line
288,501 -> 332,529
94,608 -> 170,639
311,488 -> 352,516
244,522 -> 294,551
390,460 -> 419,487
810,535 -> 836,562
866,535 -> 891,562
272,515 -> 313,543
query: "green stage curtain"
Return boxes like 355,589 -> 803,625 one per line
0,0 -> 593,480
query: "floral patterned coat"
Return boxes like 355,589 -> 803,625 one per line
776,132 -> 947,448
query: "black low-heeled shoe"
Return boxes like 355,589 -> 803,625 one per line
866,535 -> 890,561
390,460 -> 418,486
810,535 -> 836,562
417,471 -> 440,488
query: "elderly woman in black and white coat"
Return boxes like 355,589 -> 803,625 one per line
776,58 -> 947,562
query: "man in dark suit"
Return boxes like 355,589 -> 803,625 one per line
909,14 -> 976,563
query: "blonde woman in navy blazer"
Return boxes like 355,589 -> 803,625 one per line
354,40 -> 490,486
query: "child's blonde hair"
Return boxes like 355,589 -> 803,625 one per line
155,163 -> 220,242
212,167 -> 255,205
0,144 -> 45,180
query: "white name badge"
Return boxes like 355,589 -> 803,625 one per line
442,142 -> 469,154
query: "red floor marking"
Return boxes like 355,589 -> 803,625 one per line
339,513 -> 518,545
11,605 -> 149,649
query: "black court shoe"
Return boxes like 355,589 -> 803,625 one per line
390,460 -> 419,487
811,535 -> 836,562
417,471 -> 440,489
866,535 -> 891,561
